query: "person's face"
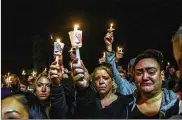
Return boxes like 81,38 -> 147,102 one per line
27,76 -> 35,86
115,52 -> 123,60
2,97 -> 29,119
172,39 -> 182,75
134,58 -> 162,94
168,67 -> 176,76
94,69 -> 113,96
120,72 -> 126,79
175,70 -> 181,80
34,77 -> 51,101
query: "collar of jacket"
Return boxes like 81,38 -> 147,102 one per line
129,88 -> 178,118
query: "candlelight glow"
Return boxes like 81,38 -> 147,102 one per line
74,24 -> 79,31
167,62 -> 170,66
56,38 -> 61,42
110,23 -> 113,29
32,71 -> 37,77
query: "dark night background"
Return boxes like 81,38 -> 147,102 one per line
2,0 -> 182,75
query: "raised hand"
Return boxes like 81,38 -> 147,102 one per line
104,32 -> 114,52
104,32 -> 114,46
49,61 -> 63,86
71,58 -> 89,88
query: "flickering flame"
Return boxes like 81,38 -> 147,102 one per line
56,38 -> 61,42
74,24 -> 79,31
110,23 -> 113,29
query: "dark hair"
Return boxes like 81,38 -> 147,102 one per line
134,49 -> 164,70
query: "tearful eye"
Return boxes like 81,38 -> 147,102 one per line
148,69 -> 156,75
136,72 -> 142,76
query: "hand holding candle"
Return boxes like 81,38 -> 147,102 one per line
68,24 -> 83,65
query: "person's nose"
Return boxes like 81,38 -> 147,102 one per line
99,78 -> 104,84
42,85 -> 46,92
142,72 -> 149,81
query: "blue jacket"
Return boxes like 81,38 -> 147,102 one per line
127,88 -> 179,119
106,51 -> 136,95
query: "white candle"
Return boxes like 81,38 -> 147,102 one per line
54,38 -> 64,55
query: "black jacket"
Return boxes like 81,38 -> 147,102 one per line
74,83 -> 134,119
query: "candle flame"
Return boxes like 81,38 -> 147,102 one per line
56,38 -> 61,42
110,23 -> 113,29
32,71 -> 37,77
74,24 -> 79,31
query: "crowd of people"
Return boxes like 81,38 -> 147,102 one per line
1,25 -> 182,119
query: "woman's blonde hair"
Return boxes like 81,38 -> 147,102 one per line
33,71 -> 50,92
33,70 -> 51,118
92,63 -> 117,93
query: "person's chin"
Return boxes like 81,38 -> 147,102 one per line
141,86 -> 154,93
39,96 -> 48,101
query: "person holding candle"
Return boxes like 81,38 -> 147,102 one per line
70,58 -> 133,119
27,66 -> 67,119
104,26 -> 136,95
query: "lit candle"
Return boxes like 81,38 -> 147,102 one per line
74,24 -> 79,31
54,38 -> 65,55
56,38 -> 61,42
22,70 -> 26,76
110,23 -> 113,30
32,71 -> 37,77
68,24 -> 83,65
108,23 -> 115,32
167,62 -> 170,66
